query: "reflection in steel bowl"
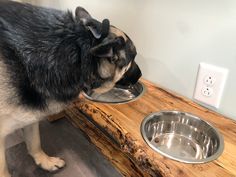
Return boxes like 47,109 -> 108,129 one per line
83,82 -> 145,104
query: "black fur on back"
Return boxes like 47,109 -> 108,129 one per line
0,1 -> 104,109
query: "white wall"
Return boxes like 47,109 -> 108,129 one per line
29,0 -> 236,120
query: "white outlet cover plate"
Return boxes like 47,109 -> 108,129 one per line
194,63 -> 228,108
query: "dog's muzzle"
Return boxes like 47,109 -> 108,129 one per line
116,61 -> 142,86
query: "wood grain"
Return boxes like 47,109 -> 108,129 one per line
65,79 -> 236,177
47,111 -> 65,122
65,108 -> 151,177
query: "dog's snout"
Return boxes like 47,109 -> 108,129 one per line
116,62 -> 142,86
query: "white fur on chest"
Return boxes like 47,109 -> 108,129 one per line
0,101 -> 66,137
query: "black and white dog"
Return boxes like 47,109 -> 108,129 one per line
0,1 -> 141,176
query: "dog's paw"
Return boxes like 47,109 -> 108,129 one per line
33,151 -> 65,172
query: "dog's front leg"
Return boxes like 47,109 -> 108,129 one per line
0,135 -> 11,177
23,122 -> 65,172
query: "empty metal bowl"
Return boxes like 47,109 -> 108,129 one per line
83,82 -> 144,104
141,111 -> 224,163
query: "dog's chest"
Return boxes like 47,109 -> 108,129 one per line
0,101 -> 66,136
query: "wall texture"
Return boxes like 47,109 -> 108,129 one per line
25,0 -> 236,120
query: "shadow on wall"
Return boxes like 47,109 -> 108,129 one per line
15,0 -> 60,8
136,53 -> 189,95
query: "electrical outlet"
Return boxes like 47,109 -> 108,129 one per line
201,86 -> 213,97
204,75 -> 216,86
194,63 -> 228,108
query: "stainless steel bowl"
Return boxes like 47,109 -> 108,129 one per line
141,111 -> 224,163
83,82 -> 145,104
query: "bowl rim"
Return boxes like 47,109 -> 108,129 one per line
82,81 -> 146,105
140,110 -> 224,164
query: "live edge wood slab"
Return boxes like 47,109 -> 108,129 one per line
63,79 -> 236,177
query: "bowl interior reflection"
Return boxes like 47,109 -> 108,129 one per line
83,82 -> 144,104
141,111 -> 224,163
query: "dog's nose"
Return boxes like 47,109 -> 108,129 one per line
116,62 -> 142,86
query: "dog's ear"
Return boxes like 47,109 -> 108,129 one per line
75,6 -> 91,19
75,7 -> 102,39
90,37 -> 125,58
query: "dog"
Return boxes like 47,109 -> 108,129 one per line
0,1 -> 141,176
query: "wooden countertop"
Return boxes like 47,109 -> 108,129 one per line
66,79 -> 236,177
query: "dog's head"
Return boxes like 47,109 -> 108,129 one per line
76,7 -> 142,94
